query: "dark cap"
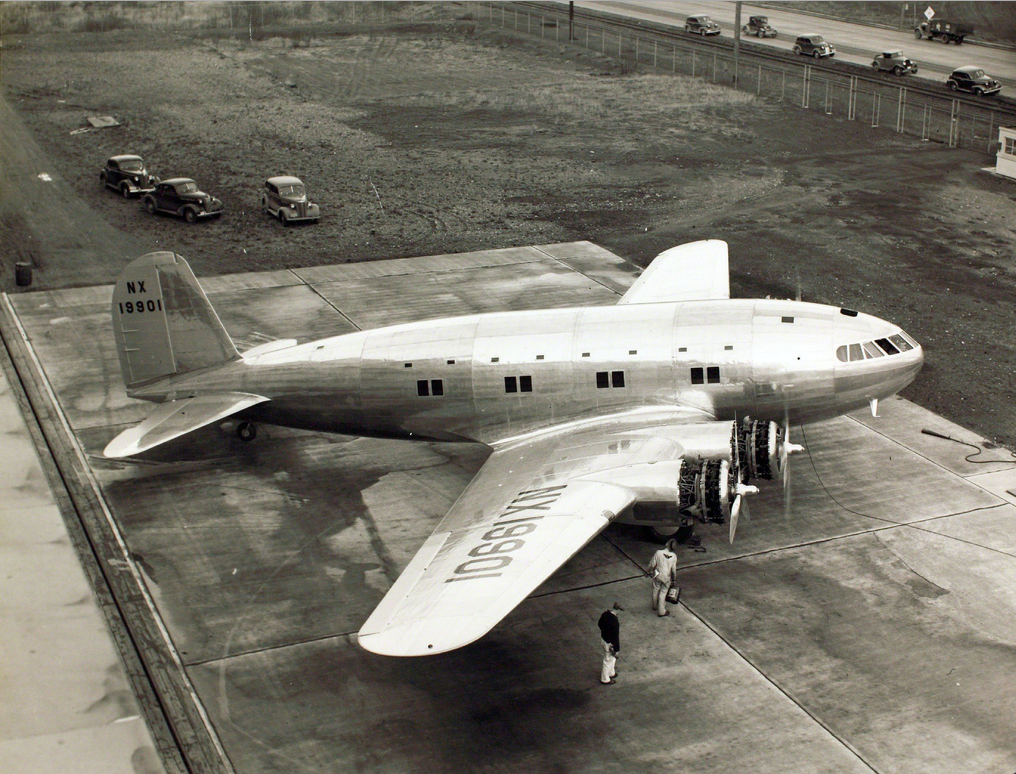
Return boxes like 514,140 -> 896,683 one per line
612,602 -> 624,611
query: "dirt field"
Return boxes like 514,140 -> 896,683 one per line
1,7 -> 1014,449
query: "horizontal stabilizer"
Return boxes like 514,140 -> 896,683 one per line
618,240 -> 729,304
103,392 -> 269,458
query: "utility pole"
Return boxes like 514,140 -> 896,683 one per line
733,2 -> 742,87
569,1 -> 574,40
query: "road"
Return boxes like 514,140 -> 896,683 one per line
572,1 -> 1016,90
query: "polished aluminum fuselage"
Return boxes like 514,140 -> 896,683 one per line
132,299 -> 923,444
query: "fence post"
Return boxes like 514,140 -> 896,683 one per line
949,100 -> 959,147
692,49 -> 696,77
654,40 -> 657,68
922,104 -> 929,141
802,66 -> 810,109
848,76 -> 856,120
757,64 -> 762,96
618,31 -> 622,57
712,51 -> 716,82
872,93 -> 880,128
781,69 -> 786,101
987,111 -> 995,154
825,80 -> 832,115
897,87 -> 906,132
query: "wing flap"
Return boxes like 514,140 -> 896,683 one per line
618,240 -> 729,304
358,480 -> 635,656
103,392 -> 269,458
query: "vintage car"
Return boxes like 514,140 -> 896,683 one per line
914,19 -> 972,44
741,15 -> 777,38
684,15 -> 721,36
141,178 -> 223,222
871,51 -> 918,75
261,176 -> 320,224
100,154 -> 158,198
946,66 -> 1002,96
793,34 -> 836,58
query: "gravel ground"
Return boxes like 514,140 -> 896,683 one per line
1,11 -> 1014,448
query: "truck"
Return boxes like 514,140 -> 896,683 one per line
914,19 -> 972,44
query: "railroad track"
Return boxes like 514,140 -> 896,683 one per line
489,1 -> 1016,122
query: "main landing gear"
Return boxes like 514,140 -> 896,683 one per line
236,421 -> 257,442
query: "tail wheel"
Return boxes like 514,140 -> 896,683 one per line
237,421 -> 257,442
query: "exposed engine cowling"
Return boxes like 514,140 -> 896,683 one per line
739,419 -> 782,481
677,457 -> 733,524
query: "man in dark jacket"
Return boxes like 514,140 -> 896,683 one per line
598,602 -> 623,684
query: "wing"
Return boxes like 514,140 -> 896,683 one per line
103,392 -> 269,458
618,240 -> 729,304
358,410 -> 712,656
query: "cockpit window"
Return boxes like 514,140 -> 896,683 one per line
848,343 -> 863,362
875,338 -> 899,355
888,333 -> 913,352
862,341 -> 884,358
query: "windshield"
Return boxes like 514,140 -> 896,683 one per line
971,69 -> 985,78
120,158 -> 144,172
278,184 -> 305,197
812,36 -> 826,44
177,182 -> 198,194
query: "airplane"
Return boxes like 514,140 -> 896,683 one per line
103,240 -> 924,656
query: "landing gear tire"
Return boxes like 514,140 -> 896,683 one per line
644,526 -> 678,544
237,421 -> 257,442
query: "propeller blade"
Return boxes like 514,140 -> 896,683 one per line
729,495 -> 741,543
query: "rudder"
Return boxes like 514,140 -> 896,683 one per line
112,251 -> 239,391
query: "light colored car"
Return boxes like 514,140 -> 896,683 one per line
261,176 -> 320,225
871,51 -> 918,75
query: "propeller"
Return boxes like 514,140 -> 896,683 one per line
729,419 -> 759,543
778,412 -> 805,516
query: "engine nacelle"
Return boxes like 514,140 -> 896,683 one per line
677,458 -> 732,524
741,419 -> 781,481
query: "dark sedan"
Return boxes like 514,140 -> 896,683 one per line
141,178 -> 223,222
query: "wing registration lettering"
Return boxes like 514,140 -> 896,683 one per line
448,484 -> 568,582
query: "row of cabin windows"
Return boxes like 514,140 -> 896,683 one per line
416,365 -> 727,394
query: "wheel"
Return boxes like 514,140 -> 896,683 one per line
278,210 -> 287,226
913,29 -> 922,39
121,183 -> 132,198
236,421 -> 257,442
644,526 -> 678,543
940,35 -> 950,44
261,195 -> 269,213
956,37 -> 964,45
99,172 -> 106,186
974,88 -> 984,97
893,66 -> 904,76
948,81 -> 959,91
812,50 -> 820,58
871,61 -> 880,70
144,198 -> 156,214
741,25 -> 748,33
793,45 -> 801,55
184,207 -> 197,223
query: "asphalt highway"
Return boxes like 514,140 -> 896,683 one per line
572,1 -> 1016,90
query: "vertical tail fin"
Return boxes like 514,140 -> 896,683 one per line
112,251 -> 239,391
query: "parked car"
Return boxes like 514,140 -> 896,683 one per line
100,154 -> 158,198
141,178 -> 223,222
946,66 -> 1002,96
261,176 -> 320,224
871,51 -> 918,75
741,15 -> 777,38
914,19 -> 972,44
684,15 -> 721,36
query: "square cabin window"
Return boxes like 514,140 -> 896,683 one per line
707,366 -> 720,384
505,376 -> 518,393
611,371 -> 625,388
431,379 -> 444,396
417,380 -> 429,397
519,375 -> 533,393
596,371 -> 610,389
691,367 -> 704,385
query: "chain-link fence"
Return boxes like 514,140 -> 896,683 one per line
478,3 -> 1012,154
